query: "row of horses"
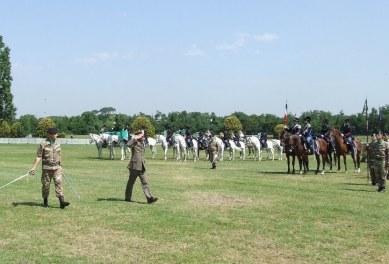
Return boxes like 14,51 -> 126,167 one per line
280,128 -> 362,175
89,133 -> 284,162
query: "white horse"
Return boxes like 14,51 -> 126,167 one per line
89,133 -> 119,160
271,139 -> 284,160
156,134 -> 168,160
227,140 -> 246,160
172,134 -> 187,161
215,137 -> 225,161
186,138 -> 199,162
245,136 -> 261,161
146,137 -> 157,159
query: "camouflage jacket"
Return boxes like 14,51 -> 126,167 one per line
37,139 -> 61,170
369,140 -> 386,165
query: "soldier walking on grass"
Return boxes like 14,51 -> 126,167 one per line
367,133 -> 377,186
125,129 -> 158,204
369,131 -> 388,192
29,128 -> 70,208
208,132 -> 219,169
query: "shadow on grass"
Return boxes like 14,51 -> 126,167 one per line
343,188 -> 376,193
12,201 -> 43,207
97,198 -> 147,204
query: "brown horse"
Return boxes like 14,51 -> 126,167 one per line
280,129 -> 308,174
329,128 -> 361,172
313,137 -> 331,174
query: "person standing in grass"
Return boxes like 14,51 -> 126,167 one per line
125,129 -> 158,204
369,131 -> 387,192
367,133 -> 377,186
208,132 -> 219,169
29,128 -> 70,208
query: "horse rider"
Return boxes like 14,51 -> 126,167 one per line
222,130 -> 231,149
233,132 -> 241,148
166,129 -> 174,147
341,118 -> 355,153
291,117 -> 302,135
319,118 -> 336,154
302,116 -> 315,153
260,132 -> 268,148
185,129 -> 193,148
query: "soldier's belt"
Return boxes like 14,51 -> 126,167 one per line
43,161 -> 60,166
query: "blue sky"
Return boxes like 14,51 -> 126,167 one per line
1,0 -> 388,117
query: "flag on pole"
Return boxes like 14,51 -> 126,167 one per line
362,98 -> 368,115
283,102 -> 288,125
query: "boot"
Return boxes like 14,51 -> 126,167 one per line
147,197 -> 158,204
59,196 -> 70,209
211,163 -> 216,169
43,198 -> 49,208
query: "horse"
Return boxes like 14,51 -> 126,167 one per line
186,138 -> 199,162
280,129 -> 308,174
245,136 -> 261,161
271,139 -> 284,160
329,128 -> 361,173
312,137 -> 331,175
226,139 -> 246,160
89,133 -> 119,160
197,134 -> 210,160
144,137 -> 157,159
167,133 -> 187,161
156,134 -> 169,160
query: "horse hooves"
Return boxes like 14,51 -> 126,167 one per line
321,171 -> 325,175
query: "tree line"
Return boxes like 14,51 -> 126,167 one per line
0,106 -> 388,138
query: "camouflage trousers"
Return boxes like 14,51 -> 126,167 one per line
125,169 -> 152,201
370,162 -> 386,188
41,168 -> 64,199
209,151 -> 218,166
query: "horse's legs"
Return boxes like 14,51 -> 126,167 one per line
343,154 -> 347,172
337,154 -> 341,171
292,155 -> 296,174
286,154 -> 290,173
315,154 -> 320,174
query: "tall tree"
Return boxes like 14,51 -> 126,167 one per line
0,36 -> 16,121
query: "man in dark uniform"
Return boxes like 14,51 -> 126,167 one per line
125,130 -> 158,203
302,116 -> 314,152
319,118 -> 336,154
259,132 -> 268,148
367,132 -> 377,186
291,117 -> 302,135
185,129 -> 193,148
341,118 -> 355,153
29,128 -> 70,209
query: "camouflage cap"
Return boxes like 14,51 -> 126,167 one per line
47,128 -> 58,134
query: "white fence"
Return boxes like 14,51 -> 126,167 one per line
0,138 -> 90,144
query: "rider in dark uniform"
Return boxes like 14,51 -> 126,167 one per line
260,132 -> 268,148
233,133 -> 241,148
291,117 -> 302,135
341,118 -> 355,153
185,129 -> 193,148
302,116 -> 314,152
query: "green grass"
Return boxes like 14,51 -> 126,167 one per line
1,144 -> 389,263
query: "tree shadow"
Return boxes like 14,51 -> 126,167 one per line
97,198 -> 147,204
12,201 -> 44,207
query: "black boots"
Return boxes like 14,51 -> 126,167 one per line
211,163 -> 216,169
43,198 -> 48,208
59,196 -> 70,209
147,197 -> 158,204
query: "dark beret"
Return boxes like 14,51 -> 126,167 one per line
47,128 -> 58,134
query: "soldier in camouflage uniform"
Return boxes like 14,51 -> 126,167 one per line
384,133 -> 389,179
29,128 -> 70,208
369,131 -> 388,192
208,133 -> 220,169
367,133 -> 377,186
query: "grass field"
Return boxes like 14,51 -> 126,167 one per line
1,144 -> 389,264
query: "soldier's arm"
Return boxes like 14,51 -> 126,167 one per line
30,144 -> 43,175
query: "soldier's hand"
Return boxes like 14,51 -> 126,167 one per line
29,169 -> 36,175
